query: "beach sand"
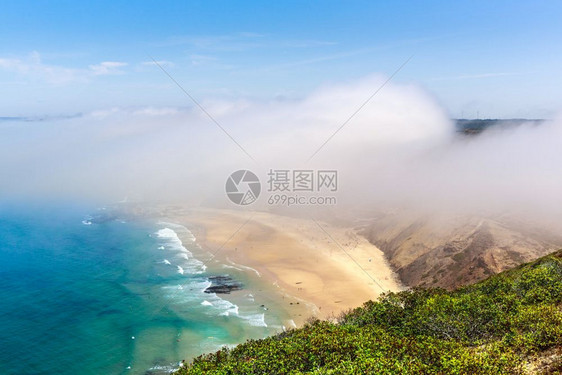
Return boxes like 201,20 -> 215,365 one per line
169,207 -> 403,325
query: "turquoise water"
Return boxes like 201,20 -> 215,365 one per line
0,202 -> 285,374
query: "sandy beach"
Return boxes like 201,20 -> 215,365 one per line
167,207 -> 402,325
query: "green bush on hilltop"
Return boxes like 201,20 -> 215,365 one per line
177,250 -> 562,374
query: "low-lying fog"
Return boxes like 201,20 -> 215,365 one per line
1,74 -> 561,226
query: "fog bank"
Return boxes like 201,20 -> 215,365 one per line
1,74 -> 560,224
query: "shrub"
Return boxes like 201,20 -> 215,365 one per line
176,250 -> 562,374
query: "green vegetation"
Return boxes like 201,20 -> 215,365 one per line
177,251 -> 562,374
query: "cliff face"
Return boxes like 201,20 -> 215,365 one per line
360,212 -> 562,289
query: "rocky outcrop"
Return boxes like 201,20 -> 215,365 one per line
204,275 -> 242,294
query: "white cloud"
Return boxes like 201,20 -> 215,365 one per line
156,33 -> 262,51
85,106 -> 181,121
2,73 -> 562,230
154,32 -> 335,53
0,51 -> 83,84
88,61 -> 128,75
281,39 -> 338,48
190,54 -> 218,66
132,106 -> 179,116
0,51 -> 130,83
141,60 -> 174,67
429,72 -> 520,81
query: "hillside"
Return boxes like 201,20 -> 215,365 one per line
455,119 -> 543,135
360,212 -> 562,289
177,250 -> 562,374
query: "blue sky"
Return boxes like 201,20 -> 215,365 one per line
1,0 -> 561,118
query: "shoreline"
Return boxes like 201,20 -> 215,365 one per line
175,213 -> 315,328
167,207 -> 403,325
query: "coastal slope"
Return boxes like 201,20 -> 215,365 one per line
177,249 -> 562,374
360,211 -> 562,289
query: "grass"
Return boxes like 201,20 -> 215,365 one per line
176,250 -> 562,374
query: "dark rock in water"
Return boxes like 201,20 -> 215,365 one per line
83,211 -> 119,225
90,213 -> 119,224
204,275 -> 242,294
205,285 -> 241,294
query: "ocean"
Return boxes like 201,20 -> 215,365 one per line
0,201 -> 288,374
